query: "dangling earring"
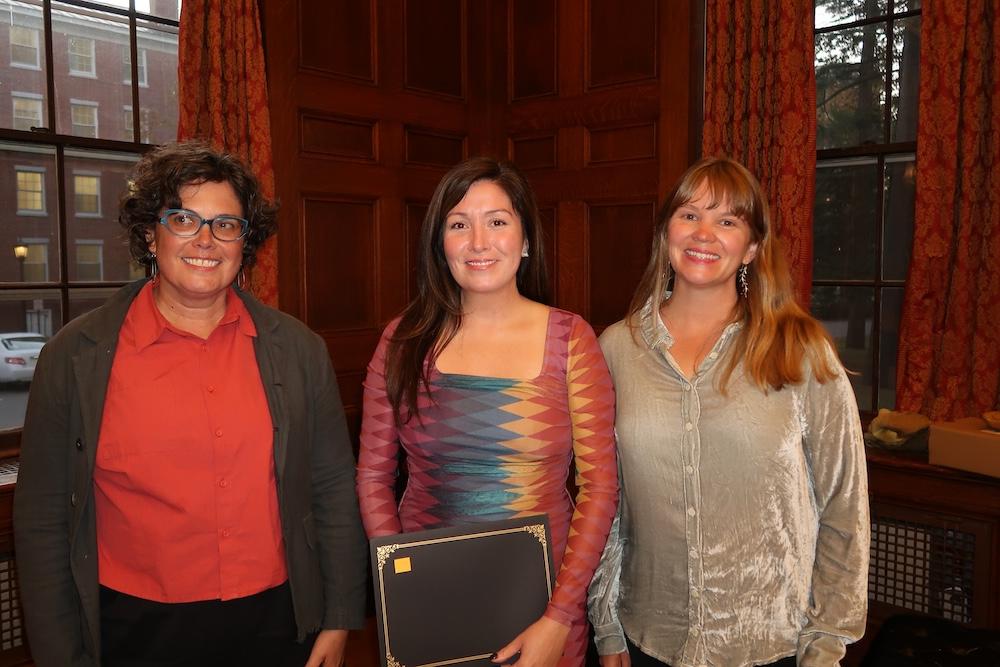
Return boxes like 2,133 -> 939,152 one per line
738,263 -> 749,298
148,252 -> 158,279
521,243 -> 529,258
236,266 -> 248,290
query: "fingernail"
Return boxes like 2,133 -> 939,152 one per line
489,653 -> 497,661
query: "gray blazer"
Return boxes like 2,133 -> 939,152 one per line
13,279 -> 368,667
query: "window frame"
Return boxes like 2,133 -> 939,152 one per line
15,166 -> 47,215
69,99 -> 99,138
11,93 -> 44,132
9,24 -> 41,70
812,2 -> 921,418
67,35 -> 96,77
72,171 -> 101,217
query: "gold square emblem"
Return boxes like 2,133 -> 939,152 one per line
393,557 -> 412,574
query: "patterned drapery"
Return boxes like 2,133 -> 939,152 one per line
702,0 -> 816,307
896,0 -> 1000,420
177,0 -> 278,305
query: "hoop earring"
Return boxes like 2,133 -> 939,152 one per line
236,266 -> 247,290
738,263 -> 749,298
148,252 -> 158,278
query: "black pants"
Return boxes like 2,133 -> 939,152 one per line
627,638 -> 797,667
100,582 -> 314,667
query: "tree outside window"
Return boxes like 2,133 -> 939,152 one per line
74,174 -> 101,216
10,25 -> 40,69
15,169 -> 45,213
812,0 -> 921,415
68,36 -> 96,76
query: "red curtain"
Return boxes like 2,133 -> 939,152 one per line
702,0 -> 816,307
896,0 -> 1000,420
177,0 -> 278,306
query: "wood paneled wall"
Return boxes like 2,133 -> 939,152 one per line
262,0 -> 702,439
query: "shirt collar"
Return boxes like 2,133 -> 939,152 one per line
638,293 -> 743,352
130,282 -> 257,351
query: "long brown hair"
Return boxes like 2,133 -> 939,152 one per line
385,157 -> 550,420
628,156 -> 840,391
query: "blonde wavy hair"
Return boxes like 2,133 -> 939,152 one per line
627,156 -> 840,391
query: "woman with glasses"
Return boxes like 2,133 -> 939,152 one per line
14,141 -> 367,667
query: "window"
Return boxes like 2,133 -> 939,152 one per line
74,174 -> 101,216
15,168 -> 45,213
12,94 -> 43,132
68,36 -> 96,76
21,241 -> 50,283
812,1 -> 921,415
70,101 -> 99,138
123,47 -> 148,86
75,242 -> 104,281
0,2 -> 179,432
10,25 -> 40,69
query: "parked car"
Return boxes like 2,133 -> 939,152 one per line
0,333 -> 48,385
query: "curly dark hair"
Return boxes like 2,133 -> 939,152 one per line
119,140 -> 278,270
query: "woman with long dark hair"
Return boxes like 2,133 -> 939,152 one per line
357,157 -> 618,667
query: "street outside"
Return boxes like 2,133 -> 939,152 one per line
0,383 -> 30,431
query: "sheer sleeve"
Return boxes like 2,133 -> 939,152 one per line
356,321 -> 404,538
543,315 -> 619,627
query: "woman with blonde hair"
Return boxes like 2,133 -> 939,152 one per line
588,157 -> 869,667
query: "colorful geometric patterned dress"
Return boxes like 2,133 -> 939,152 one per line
357,308 -> 619,666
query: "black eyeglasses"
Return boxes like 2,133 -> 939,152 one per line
158,209 -> 249,242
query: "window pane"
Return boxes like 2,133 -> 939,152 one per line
878,287 -> 904,410
815,0 -> 887,30
891,16 -> 920,143
64,149 -> 140,282
146,0 -> 182,22
2,2 -> 49,132
4,143 -> 59,284
68,36 -> 96,76
883,155 -> 915,280
814,158 -> 879,280
812,285 -> 875,412
0,290 -> 61,429
74,174 -> 102,215
10,25 -> 41,68
53,2 -> 132,140
138,18 -> 179,144
816,24 -> 887,149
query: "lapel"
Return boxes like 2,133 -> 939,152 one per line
238,290 -> 290,481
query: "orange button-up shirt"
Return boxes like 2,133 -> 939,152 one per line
94,282 -> 287,602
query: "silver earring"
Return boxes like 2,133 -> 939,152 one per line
236,266 -> 247,290
521,246 -> 529,258
148,252 -> 157,278
738,263 -> 749,298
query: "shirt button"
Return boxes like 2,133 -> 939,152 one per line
222,529 -> 231,538
690,627 -> 701,637
219,478 -> 228,488
687,507 -> 696,517
682,384 -> 690,391
685,422 -> 693,431
691,588 -> 701,598
215,429 -> 223,437
685,465 -> 695,474
690,548 -> 699,558
207,385 -> 215,393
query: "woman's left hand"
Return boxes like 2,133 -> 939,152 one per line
305,629 -> 349,667
492,616 -> 570,667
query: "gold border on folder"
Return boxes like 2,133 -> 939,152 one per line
375,523 -> 551,667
